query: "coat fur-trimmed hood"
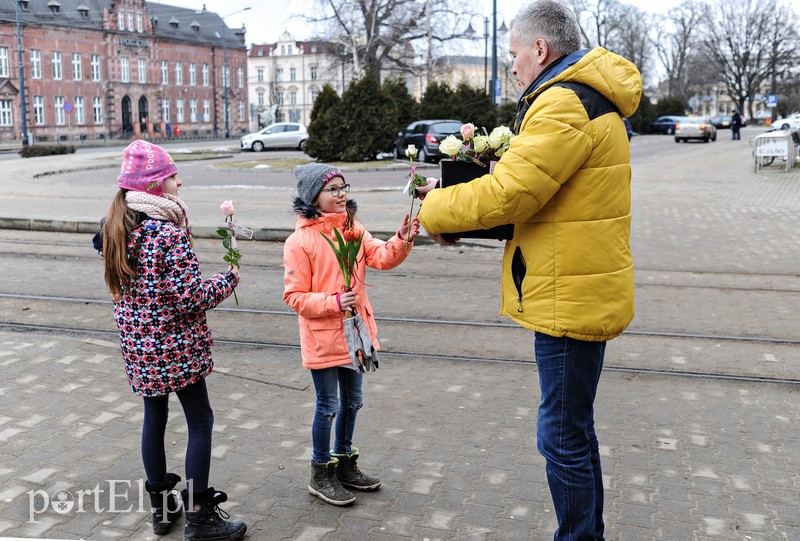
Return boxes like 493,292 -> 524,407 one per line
292,197 -> 358,219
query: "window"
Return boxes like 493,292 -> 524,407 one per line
128,11 -> 134,31
311,88 -> 318,101
91,54 -> 101,81
276,68 -> 283,82
290,67 -> 296,81
93,96 -> 103,124
0,48 -> 8,78
203,99 -> 210,122
120,57 -> 130,83
162,98 -> 170,123
280,45 -> 285,55
72,53 -> 82,80
202,64 -> 209,86
161,60 -> 168,84
237,67 -> 243,88
0,100 -> 12,126
257,68 -> 264,83
74,96 -> 85,124
30,50 -> 42,79
137,58 -> 146,83
54,96 -> 65,125
310,65 -> 317,80
118,10 -> 125,30
175,62 -> 183,85
33,96 -> 45,124
238,99 -> 245,121
277,91 -> 284,106
136,12 -> 143,33
176,99 -> 184,123
52,52 -> 63,80
257,91 -> 264,106
189,63 -> 196,86
189,99 -> 197,123
290,91 -> 297,105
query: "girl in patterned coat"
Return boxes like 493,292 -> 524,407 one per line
98,140 -> 246,541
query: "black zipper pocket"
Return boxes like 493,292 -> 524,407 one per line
511,246 -> 526,313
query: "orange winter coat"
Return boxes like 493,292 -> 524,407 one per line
283,210 -> 411,370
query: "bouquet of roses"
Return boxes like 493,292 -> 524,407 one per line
439,123 -> 515,166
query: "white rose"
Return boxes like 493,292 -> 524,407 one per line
438,135 -> 463,158
488,126 -> 512,149
405,145 -> 418,159
472,135 -> 489,154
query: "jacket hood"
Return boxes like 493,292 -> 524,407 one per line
292,197 -> 358,219
518,47 -> 642,121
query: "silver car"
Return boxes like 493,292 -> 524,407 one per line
675,116 -> 717,143
240,122 -> 308,151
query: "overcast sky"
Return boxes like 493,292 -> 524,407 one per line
157,0 -> 800,47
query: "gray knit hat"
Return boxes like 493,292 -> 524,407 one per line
294,163 -> 346,206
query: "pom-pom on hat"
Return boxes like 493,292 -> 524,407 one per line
118,140 -> 178,197
294,163 -> 346,206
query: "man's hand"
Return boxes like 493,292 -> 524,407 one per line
415,177 -> 439,199
426,232 -> 459,246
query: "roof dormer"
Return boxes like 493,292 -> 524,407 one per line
169,16 -> 179,29
77,2 -> 89,18
48,0 -> 61,14
190,19 -> 200,32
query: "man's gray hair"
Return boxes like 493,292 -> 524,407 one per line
510,0 -> 581,57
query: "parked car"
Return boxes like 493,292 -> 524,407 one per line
674,116 -> 717,143
240,122 -> 307,152
711,115 -> 732,129
650,115 -> 684,135
623,117 -> 634,140
770,113 -> 800,131
393,119 -> 463,162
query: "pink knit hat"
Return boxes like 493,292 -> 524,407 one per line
118,140 -> 178,197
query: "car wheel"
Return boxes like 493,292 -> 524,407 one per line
418,147 -> 428,163
703,135 -> 709,143
675,137 -> 680,143
667,127 -> 674,135
712,134 -> 717,142
297,139 -> 306,151
395,146 -> 405,159
780,123 -> 790,130
252,141 -> 264,152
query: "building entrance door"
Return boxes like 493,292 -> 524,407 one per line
138,96 -> 149,133
121,96 -> 132,136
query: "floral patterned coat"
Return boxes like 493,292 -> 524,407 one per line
115,219 -> 237,397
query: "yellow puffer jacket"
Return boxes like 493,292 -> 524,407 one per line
418,47 -> 642,341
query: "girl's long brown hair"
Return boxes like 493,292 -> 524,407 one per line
102,190 -> 140,297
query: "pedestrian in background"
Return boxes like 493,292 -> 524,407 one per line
95,140 -> 246,541
731,109 -> 743,140
416,0 -> 642,539
283,163 -> 420,506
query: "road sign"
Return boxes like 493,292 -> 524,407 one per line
63,101 -> 73,114
767,94 -> 778,108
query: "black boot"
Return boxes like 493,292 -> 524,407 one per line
181,488 -> 247,541
145,473 -> 183,535
308,458 -> 356,506
331,448 -> 381,491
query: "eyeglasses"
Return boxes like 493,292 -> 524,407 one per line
321,183 -> 350,197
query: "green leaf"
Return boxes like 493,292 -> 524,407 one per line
223,238 -> 231,250
217,228 -> 229,238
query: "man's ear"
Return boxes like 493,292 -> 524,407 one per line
536,38 -> 549,64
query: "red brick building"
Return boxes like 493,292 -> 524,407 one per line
0,0 -> 249,144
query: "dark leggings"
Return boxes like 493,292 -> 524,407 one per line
141,379 -> 214,491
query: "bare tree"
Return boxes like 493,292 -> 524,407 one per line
609,5 -> 653,84
570,0 -> 628,50
649,0 -> 704,103
310,0 -> 468,84
699,0 -> 799,120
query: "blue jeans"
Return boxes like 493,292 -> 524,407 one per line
535,332 -> 606,541
310,366 -> 363,463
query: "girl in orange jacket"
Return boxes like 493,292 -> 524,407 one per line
283,163 -> 420,506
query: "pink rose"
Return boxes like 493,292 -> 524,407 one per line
220,200 -> 235,216
460,123 -> 476,141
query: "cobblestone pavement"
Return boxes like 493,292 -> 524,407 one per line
0,330 -> 798,540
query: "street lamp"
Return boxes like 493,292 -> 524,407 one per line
199,6 -> 251,138
464,14 -> 489,94
15,0 -> 29,146
490,0 -> 508,105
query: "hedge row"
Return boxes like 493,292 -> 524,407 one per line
19,144 -> 77,158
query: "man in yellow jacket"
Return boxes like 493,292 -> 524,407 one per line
417,1 -> 642,539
